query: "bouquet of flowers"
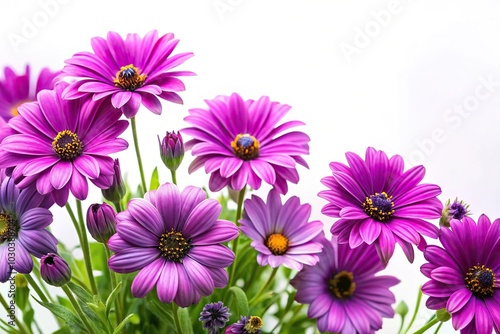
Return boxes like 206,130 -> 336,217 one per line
0,30 -> 498,334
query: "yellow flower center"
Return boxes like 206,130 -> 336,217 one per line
231,134 -> 260,160
266,233 -> 289,255
52,130 -> 83,161
362,191 -> 395,222
113,64 -> 147,91
244,316 -> 263,333
329,270 -> 356,299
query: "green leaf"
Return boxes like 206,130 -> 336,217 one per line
105,281 -> 123,317
177,307 -> 194,334
113,313 -> 135,334
226,286 -> 249,318
0,318 -> 21,334
52,326 -> 74,334
67,281 -> 93,303
78,300 -> 109,333
21,306 -> 34,331
89,242 -> 106,272
149,167 -> 160,191
32,297 -> 86,333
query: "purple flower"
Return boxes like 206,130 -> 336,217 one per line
319,147 -> 442,265
108,182 -> 239,307
224,316 -> 263,334
439,198 -> 470,228
158,131 -> 184,172
199,301 -> 231,334
40,253 -> 71,287
421,215 -> 500,333
182,93 -> 310,194
0,82 -> 129,206
240,189 -> 323,270
62,30 -> 194,118
0,65 -> 61,123
0,173 -> 57,282
101,158 -> 126,203
290,236 -> 399,334
86,203 -> 116,243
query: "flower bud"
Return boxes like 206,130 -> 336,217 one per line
158,131 -> 184,172
40,253 -> 71,287
102,159 -> 126,203
435,308 -> 451,322
439,198 -> 470,228
86,203 -> 117,243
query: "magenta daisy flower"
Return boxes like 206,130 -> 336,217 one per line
319,147 -> 442,265
108,182 -> 239,307
182,93 -> 310,194
0,173 -> 57,282
62,30 -> 194,118
240,189 -> 323,270
421,215 -> 500,333
0,65 -> 61,123
0,82 -> 129,206
290,236 -> 399,334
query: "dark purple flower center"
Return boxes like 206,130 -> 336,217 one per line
449,201 -> 468,220
266,233 -> 289,255
159,228 -> 192,262
362,192 -> 395,222
0,212 -> 16,243
329,270 -> 356,299
465,264 -> 496,298
43,254 -> 55,265
113,64 -> 147,91
231,134 -> 260,160
52,130 -> 83,161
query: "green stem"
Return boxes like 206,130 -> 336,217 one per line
25,275 -> 49,304
104,245 -> 123,324
227,186 -> 247,289
65,203 -> 82,243
112,200 -> 123,213
171,303 -> 182,334
170,169 -> 177,185
249,267 -> 279,306
61,285 -> 95,334
432,321 -> 443,334
131,117 -> 147,194
404,287 -> 423,334
0,294 -> 31,334
412,317 -> 440,334
76,200 -> 98,296
31,264 -> 54,303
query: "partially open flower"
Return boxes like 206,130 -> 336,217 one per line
199,301 -> 231,334
439,198 -> 470,228
102,159 -> 126,204
40,253 -> 71,287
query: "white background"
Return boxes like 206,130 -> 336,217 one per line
2,1 -> 500,333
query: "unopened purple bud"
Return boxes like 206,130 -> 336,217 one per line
102,159 -> 126,203
40,253 -> 71,287
158,131 -> 184,172
86,203 -> 116,243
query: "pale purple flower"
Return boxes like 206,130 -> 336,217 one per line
0,65 -> 61,123
108,182 -> 238,307
290,236 -> 399,334
182,93 -> 310,194
421,215 -> 500,333
0,82 -> 129,206
0,173 -> 57,282
62,30 -> 194,118
240,189 -> 323,270
319,147 -> 442,265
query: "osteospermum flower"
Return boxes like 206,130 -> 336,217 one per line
421,215 -> 500,333
0,173 -> 57,282
0,82 -> 129,206
290,236 -> 399,334
224,316 -> 263,334
108,182 -> 238,307
182,93 -> 310,194
240,189 -> 323,270
439,198 -> 470,228
0,65 -> 61,123
319,147 -> 442,265
62,30 -> 194,118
